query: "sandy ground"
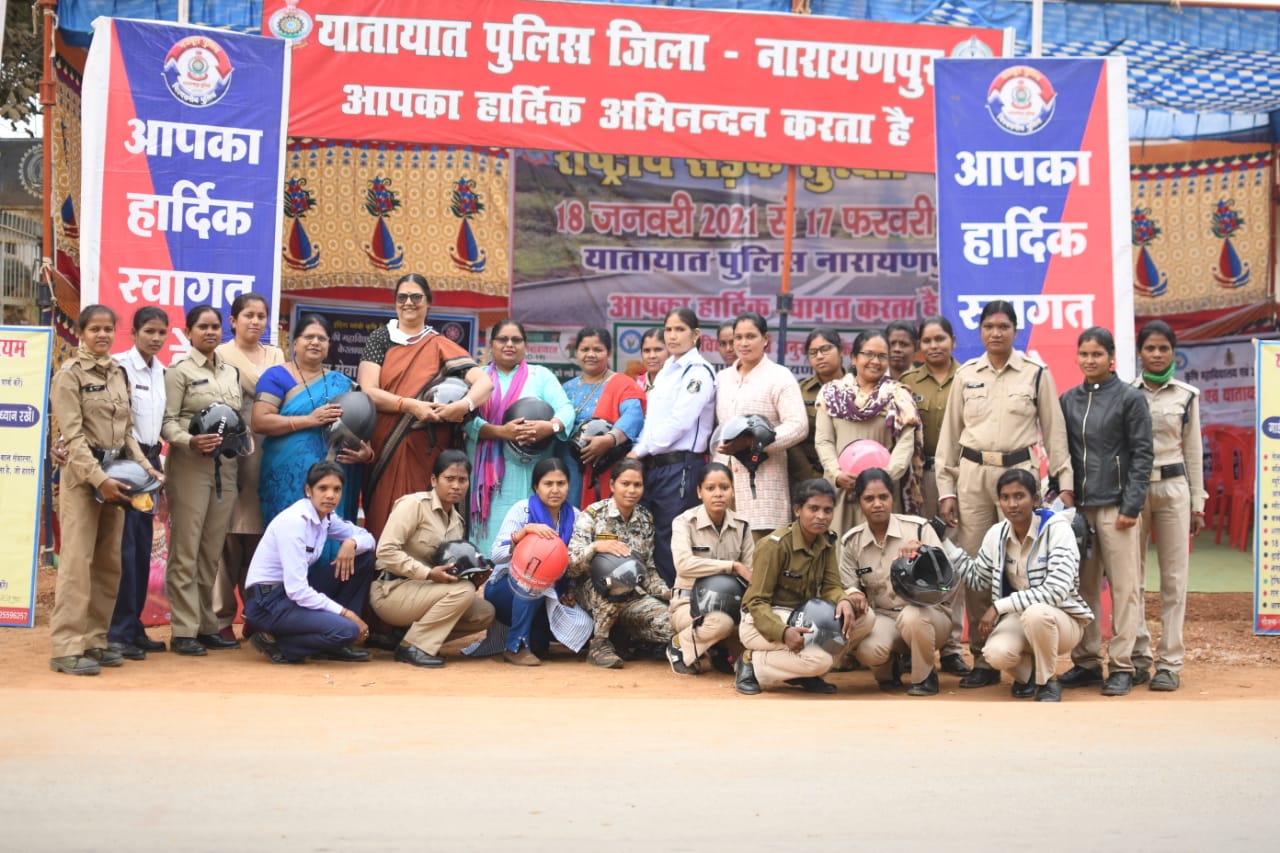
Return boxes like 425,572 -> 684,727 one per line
3,586 -> 1280,851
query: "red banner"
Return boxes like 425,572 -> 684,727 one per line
265,0 -> 1006,171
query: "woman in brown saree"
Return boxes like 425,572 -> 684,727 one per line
357,274 -> 493,538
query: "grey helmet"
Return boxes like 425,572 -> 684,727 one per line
94,459 -> 162,514
690,573 -> 748,624
589,552 -> 642,603
435,539 -> 493,587
326,391 -> 376,454
426,376 -> 470,407
570,417 -> 630,475
786,598 -> 846,656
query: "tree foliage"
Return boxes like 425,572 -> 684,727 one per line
1,1 -> 43,134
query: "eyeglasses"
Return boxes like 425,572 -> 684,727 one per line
492,336 -> 524,345
857,351 -> 889,362
395,292 -> 426,305
297,334 -> 330,344
807,344 -> 836,358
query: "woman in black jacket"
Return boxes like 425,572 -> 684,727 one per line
1056,327 -> 1153,697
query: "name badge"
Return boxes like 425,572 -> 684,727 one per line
691,546 -> 710,553
305,546 -> 315,554
135,384 -> 149,391
965,382 -> 985,389
83,384 -> 106,393
855,566 -> 873,576
191,378 -> 210,387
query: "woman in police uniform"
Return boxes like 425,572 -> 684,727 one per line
49,305 -> 156,675
161,304 -> 246,657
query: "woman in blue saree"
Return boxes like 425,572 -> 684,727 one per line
253,314 -> 374,562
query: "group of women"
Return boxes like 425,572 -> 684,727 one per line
50,279 -> 1204,699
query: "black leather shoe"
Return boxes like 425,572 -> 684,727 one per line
940,653 -> 972,676
364,628 -> 407,652
313,646 -> 371,662
107,641 -> 146,661
1011,680 -> 1036,699
250,632 -> 299,665
1036,678 -> 1063,702
196,632 -> 240,650
784,676 -> 837,694
395,644 -> 444,668
959,667 -> 1001,688
735,652 -> 761,695
897,652 -> 911,675
907,670 -> 939,696
1132,667 -> 1151,686
133,635 -> 166,653
172,637 -> 207,656
707,645 -> 736,675
1058,665 -> 1104,688
1101,671 -> 1133,696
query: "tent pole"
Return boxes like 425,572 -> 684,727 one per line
776,164 -> 796,367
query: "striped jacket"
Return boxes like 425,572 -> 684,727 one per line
942,510 -> 1093,624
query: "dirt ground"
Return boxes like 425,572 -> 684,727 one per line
4,569 -> 1280,851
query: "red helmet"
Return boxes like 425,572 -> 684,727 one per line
510,534 -> 570,598
838,439 -> 891,477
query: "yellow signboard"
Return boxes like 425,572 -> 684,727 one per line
1257,340 -> 1280,635
0,327 -> 52,627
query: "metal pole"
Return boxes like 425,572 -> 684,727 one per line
776,164 -> 797,367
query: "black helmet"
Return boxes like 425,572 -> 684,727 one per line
503,397 -> 556,460
189,402 -> 252,458
589,552 -> 642,602
570,417 -> 630,473
787,598 -> 846,656
326,391 -> 376,454
426,376 -> 470,406
718,414 -> 776,498
94,459 -> 162,513
889,545 -> 957,608
690,573 -> 748,624
1069,509 -> 1092,561
435,539 -> 493,587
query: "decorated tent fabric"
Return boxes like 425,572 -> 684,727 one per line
280,141 -> 511,299
51,54 -> 84,330
1131,144 -> 1273,337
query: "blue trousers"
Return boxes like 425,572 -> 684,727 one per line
243,552 -> 375,661
485,573 -> 552,654
107,505 -> 154,644
642,457 -> 704,587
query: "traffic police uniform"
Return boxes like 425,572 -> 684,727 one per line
739,522 -> 872,688
632,349 -> 716,587
668,504 -> 754,668
840,514 -> 948,686
50,347 -> 146,660
935,350 -> 1071,672
1130,377 -> 1206,678
371,490 -> 496,657
161,349 -> 243,642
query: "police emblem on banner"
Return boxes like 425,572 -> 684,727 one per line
163,36 -> 235,107
986,66 -> 1056,135
268,0 -> 315,47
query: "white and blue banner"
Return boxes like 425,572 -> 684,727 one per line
80,18 -> 289,361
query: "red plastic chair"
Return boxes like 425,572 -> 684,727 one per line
1202,424 -> 1254,551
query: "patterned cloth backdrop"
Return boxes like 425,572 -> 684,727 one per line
1131,144 -> 1273,337
280,141 -> 511,300
50,53 -> 84,369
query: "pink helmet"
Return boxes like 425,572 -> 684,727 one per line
838,439 -> 891,477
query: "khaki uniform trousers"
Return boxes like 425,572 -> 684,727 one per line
1071,505 -> 1143,673
921,468 -> 965,658
669,593 -> 738,667
214,533 -> 261,631
165,447 -> 238,638
985,603 -> 1084,685
954,457 -> 1037,668
853,605 -> 950,683
740,607 -> 874,688
1132,478 -> 1191,673
370,577 -> 495,655
51,482 -> 125,658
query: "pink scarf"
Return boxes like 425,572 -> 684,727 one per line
822,375 -> 925,514
472,360 -> 530,532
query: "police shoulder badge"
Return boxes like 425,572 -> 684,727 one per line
686,378 -> 702,393
163,36 -> 234,107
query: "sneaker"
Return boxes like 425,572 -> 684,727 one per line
503,647 -> 542,667
50,655 -> 100,676
587,638 -> 623,669
664,638 -> 700,676
84,647 -> 125,667
1149,669 -> 1180,692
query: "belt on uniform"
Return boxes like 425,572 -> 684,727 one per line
377,571 -> 401,583
91,447 -> 124,464
137,442 -> 162,458
248,583 -> 281,597
960,446 -> 1032,467
1150,462 -> 1187,481
645,450 -> 706,469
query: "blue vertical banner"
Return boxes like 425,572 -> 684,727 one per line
934,58 -> 1131,386
80,18 -> 289,361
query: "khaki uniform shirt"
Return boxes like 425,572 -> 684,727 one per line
787,374 -> 834,484
50,351 -> 145,488
161,349 -> 244,448
743,522 -> 845,643
935,350 -> 1072,498
900,359 -> 959,458
670,505 -> 754,592
375,490 -> 464,580
839,513 -> 942,612
1003,526 -> 1035,592
1132,377 -> 1207,513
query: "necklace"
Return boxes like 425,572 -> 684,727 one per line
573,371 -> 611,419
294,358 -> 326,411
